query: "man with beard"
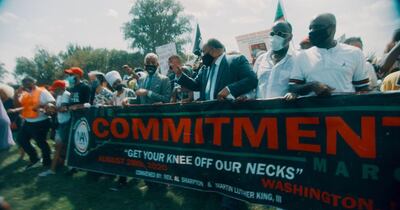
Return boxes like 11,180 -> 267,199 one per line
286,13 -> 370,100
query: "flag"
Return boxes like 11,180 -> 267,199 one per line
192,23 -> 203,56
274,0 -> 286,22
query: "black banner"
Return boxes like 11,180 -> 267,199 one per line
66,93 -> 400,210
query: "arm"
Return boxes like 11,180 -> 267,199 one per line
380,42 -> 400,75
182,91 -> 194,103
13,87 -> 23,108
226,55 -> 258,97
352,51 -> 370,93
176,67 -> 205,91
288,81 -> 315,96
69,85 -> 91,110
148,77 -> 172,103
170,88 -> 177,103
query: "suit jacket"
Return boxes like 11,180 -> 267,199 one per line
137,72 -> 171,104
177,54 -> 258,100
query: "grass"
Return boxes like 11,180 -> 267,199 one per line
0,146 -> 277,210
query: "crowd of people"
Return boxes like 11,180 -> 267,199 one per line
1,12 -> 400,210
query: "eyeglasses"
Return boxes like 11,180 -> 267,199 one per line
270,31 -> 290,37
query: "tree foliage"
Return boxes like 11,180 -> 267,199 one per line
14,44 -> 144,85
15,48 -> 61,85
123,0 -> 192,54
0,62 -> 8,81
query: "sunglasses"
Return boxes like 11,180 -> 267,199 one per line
270,31 -> 290,37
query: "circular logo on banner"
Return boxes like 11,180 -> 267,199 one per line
73,118 -> 90,156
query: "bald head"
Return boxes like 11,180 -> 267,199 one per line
311,13 -> 336,28
308,13 -> 337,48
272,21 -> 292,34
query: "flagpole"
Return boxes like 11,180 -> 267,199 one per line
277,0 -> 297,51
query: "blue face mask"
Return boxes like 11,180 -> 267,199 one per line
66,75 -> 76,86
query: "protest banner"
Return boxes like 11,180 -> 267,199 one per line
155,42 -> 177,75
236,30 -> 270,62
67,93 -> 400,210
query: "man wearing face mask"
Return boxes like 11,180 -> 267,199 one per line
63,67 -> 91,176
253,21 -> 295,99
136,53 -> 171,104
64,67 -> 91,110
286,13 -> 370,100
173,38 -> 257,101
105,70 -> 136,106
13,76 -> 55,170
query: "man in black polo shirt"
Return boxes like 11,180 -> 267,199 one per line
65,67 -> 91,109
64,67 -> 90,176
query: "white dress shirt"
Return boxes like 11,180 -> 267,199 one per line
205,53 -> 228,100
255,50 -> 296,99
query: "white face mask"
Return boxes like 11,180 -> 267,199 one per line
270,35 -> 287,51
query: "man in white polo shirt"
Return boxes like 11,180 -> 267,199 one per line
254,21 -> 295,99
286,13 -> 370,99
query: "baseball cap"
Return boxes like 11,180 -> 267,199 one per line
64,67 -> 84,77
49,80 -> 67,91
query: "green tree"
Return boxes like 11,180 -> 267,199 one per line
60,44 -> 144,77
123,0 -> 192,54
14,44 -> 145,85
0,62 -> 8,81
15,48 -> 61,85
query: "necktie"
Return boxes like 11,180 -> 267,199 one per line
205,64 -> 216,100
145,76 -> 153,89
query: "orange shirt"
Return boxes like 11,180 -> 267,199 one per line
20,87 -> 44,119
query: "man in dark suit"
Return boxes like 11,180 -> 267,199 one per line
135,53 -> 171,104
172,38 -> 258,101
172,39 -> 256,210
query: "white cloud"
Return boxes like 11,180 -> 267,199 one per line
68,17 -> 88,24
230,16 -> 264,24
107,9 -> 119,18
0,12 -> 19,24
0,0 -> 398,75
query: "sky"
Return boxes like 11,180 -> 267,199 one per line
0,0 -> 399,82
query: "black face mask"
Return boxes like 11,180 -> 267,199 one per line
115,84 -> 124,92
145,65 -> 157,75
202,53 -> 214,67
309,27 -> 331,48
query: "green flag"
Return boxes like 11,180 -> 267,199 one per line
274,0 -> 285,22
192,23 -> 203,56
